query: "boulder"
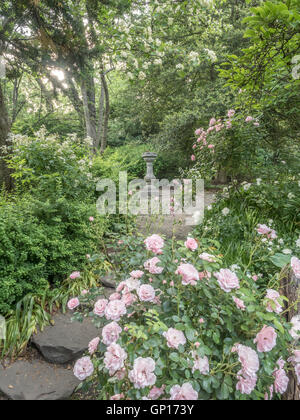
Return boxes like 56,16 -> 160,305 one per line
0,360 -> 80,400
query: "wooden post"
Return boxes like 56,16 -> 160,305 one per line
280,267 -> 300,400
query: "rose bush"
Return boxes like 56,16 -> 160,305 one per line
71,233 -> 299,400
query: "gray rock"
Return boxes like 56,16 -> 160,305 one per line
0,360 -> 80,400
32,311 -> 100,364
100,273 -> 116,289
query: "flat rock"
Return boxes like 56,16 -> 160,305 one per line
0,360 -> 80,400
100,273 -> 117,288
32,311 -> 100,364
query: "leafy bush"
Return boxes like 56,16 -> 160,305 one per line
71,232 -> 298,400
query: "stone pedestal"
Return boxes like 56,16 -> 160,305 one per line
142,152 -> 157,197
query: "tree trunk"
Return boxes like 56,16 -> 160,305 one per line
96,80 -> 105,151
81,77 -> 97,150
280,267 -> 300,400
100,73 -> 110,154
0,83 -> 13,191
214,169 -> 227,184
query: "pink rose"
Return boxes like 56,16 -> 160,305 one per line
122,292 -> 137,307
288,350 -> 300,365
273,367 -> 289,394
289,315 -> 300,340
138,284 -> 156,302
102,321 -> 122,346
129,357 -> 156,389
175,263 -> 199,286
232,344 -> 259,377
192,353 -> 209,375
245,116 -> 254,122
88,337 -> 100,355
148,385 -> 166,400
105,300 -> 127,321
93,298 -> 108,317
256,224 -> 271,235
184,237 -> 198,251
291,256 -> 300,278
109,292 -> 121,301
73,356 -> 94,381
70,271 -> 80,279
191,155 -> 196,161
199,252 -> 216,262
89,216 -> 94,222
144,257 -> 164,274
254,325 -> 277,353
125,277 -> 141,292
163,328 -> 186,349
236,371 -> 257,395
144,234 -> 164,255
67,297 -> 80,311
233,296 -> 246,311
195,128 -> 203,136
209,118 -> 216,126
265,289 -> 283,314
215,269 -> 240,292
104,343 -> 127,376
227,109 -> 235,118
169,383 -> 198,400
81,289 -> 89,295
208,144 -> 214,149
110,393 -> 124,400
130,270 -> 144,279
264,385 -> 274,400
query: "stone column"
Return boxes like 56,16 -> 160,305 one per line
142,152 -> 157,198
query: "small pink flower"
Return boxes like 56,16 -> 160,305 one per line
67,297 -> 80,311
170,281 -> 174,287
209,118 -> 216,126
163,328 -> 186,349
227,109 -> 235,118
232,344 -> 260,377
169,383 -> 198,400
117,240 -> 124,245
254,325 -> 277,353
233,296 -> 246,310
199,318 -> 205,324
128,190 -> 133,196
191,155 -> 196,161
144,257 -> 164,274
144,234 -> 164,255
138,284 -> 156,302
81,289 -> 89,295
148,385 -> 166,400
129,357 -> 156,389
273,367 -> 289,394
86,254 -> 91,259
265,289 -> 283,314
208,144 -> 214,149
199,252 -> 216,262
192,352 -> 209,375
89,216 -> 94,222
195,342 -> 200,348
252,275 -> 258,282
109,292 -> 121,301
192,144 -> 197,149
93,298 -> 108,317
105,300 -> 127,321
288,350 -> 300,365
88,337 -> 100,355
70,271 -> 80,280
175,263 -> 199,286
110,393 -> 124,400
236,371 -> 257,395
215,269 -> 240,293
256,224 -> 271,235
245,116 -> 254,122
184,237 -> 198,251
104,343 -> 127,376
195,128 -> 202,136
291,256 -> 300,278
74,356 -> 94,381
102,321 -> 122,346
130,270 -> 144,279
122,292 -> 137,307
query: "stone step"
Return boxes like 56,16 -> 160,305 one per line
0,360 -> 79,400
32,310 -> 100,364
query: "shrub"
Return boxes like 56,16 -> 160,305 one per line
71,232 -> 298,400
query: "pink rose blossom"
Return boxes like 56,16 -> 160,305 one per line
265,289 -> 283,314
104,343 -> 127,376
93,298 -> 108,317
264,385 -> 274,400
192,352 -> 209,375
236,371 -> 257,395
138,284 -> 156,302
291,256 -> 300,278
148,385 -> 166,400
110,393 -> 124,400
130,270 -> 144,279
273,367 -> 289,394
256,224 -> 271,235
163,328 -> 186,349
102,321 -> 122,346
129,357 -> 156,389
89,217 -> 94,222
199,252 -> 216,262
184,237 -> 198,251
144,234 -> 164,254
245,116 -> 254,122
191,155 -> 196,161
144,257 -> 164,274
254,325 -> 277,353
208,144 -> 214,149
169,383 -> 198,400
195,128 -> 202,136
209,118 -> 216,126
117,240 -> 124,245
105,300 -> 127,321
288,350 -> 300,365
199,318 -> 205,324
88,337 -> 100,355
125,277 -> 141,292
70,271 -> 80,280
227,109 -> 235,118
122,292 -> 137,307
74,356 -> 94,381
252,275 -> 258,282
233,296 -> 246,311
109,292 -> 121,301
170,281 -> 174,286
115,367 -> 126,380
192,144 -> 197,149
289,315 -> 300,340
81,289 -> 89,295
215,269 -> 240,292
128,190 -> 133,196
67,297 -> 80,311
232,344 -> 260,377
175,263 -> 199,286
